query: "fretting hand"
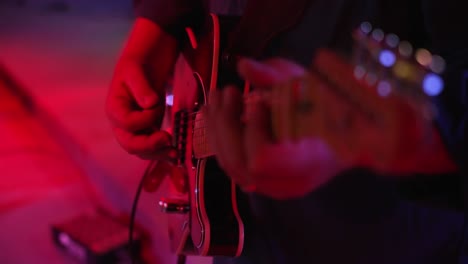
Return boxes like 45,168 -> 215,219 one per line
206,58 -> 347,200
206,56 -> 458,200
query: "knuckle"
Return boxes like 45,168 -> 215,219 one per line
127,110 -> 160,132
114,133 -> 139,155
146,131 -> 173,151
115,114 -> 135,131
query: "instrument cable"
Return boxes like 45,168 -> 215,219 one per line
129,159 -> 187,264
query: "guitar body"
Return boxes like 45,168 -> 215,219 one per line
165,13 -> 245,257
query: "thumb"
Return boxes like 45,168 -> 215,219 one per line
125,63 -> 161,109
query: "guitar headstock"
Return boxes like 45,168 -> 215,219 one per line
349,21 -> 445,118
269,22 -> 446,171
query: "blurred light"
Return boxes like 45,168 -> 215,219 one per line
385,33 -> 400,48
377,81 -> 392,97
423,73 -> 444,96
365,72 -> 378,86
393,61 -> 413,79
398,41 -> 413,57
379,49 -> 396,67
166,94 -> 174,106
360,22 -> 372,34
430,55 -> 446,74
59,233 -> 71,244
354,65 -> 366,79
415,48 -> 432,67
371,29 -> 384,42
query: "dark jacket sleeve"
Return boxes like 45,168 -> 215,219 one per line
135,0 -> 207,39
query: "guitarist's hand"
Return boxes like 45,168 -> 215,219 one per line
206,58 -> 347,200
106,18 -> 178,160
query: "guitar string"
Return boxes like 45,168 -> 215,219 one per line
172,99 -> 280,127
170,90 -> 274,118
172,68 -> 432,133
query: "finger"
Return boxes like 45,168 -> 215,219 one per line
143,160 -> 172,192
211,87 -> 248,184
206,89 -> 222,156
124,63 -> 161,109
206,87 -> 236,171
263,58 -> 307,79
169,165 -> 189,194
252,177 -> 311,200
237,58 -> 306,88
244,99 -> 273,169
245,139 -> 342,198
208,89 -> 222,111
106,87 -> 166,132
237,58 -> 282,87
114,128 -> 173,157
206,92 -> 230,172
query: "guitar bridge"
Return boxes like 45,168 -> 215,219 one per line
174,110 -> 189,164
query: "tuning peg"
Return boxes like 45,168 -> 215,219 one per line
415,48 -> 432,67
385,33 -> 400,48
365,72 -> 378,86
353,65 -> 367,80
414,49 -> 446,75
429,55 -> 446,74
423,73 -> 444,96
352,22 -> 373,76
398,41 -> 413,57
359,21 -> 373,34
378,49 -> 397,68
377,81 -> 392,97
371,28 -> 385,42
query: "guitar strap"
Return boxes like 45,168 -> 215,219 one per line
225,0 -> 312,60
225,0 -> 349,66
209,0 -> 246,16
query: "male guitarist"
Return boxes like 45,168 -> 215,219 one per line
106,0 -> 468,263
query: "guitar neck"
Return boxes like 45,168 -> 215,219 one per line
191,22 -> 444,172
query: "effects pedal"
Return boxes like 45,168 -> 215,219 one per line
51,210 -> 143,264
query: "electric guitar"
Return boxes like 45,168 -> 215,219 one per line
158,14 -> 446,257
158,13 -> 246,257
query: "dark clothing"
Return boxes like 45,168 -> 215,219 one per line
219,174 -> 466,264
136,0 -> 468,263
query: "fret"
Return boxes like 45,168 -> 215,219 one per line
192,108 -> 215,158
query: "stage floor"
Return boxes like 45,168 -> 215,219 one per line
0,2 -> 211,264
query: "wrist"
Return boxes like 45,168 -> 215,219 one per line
121,18 -> 177,62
